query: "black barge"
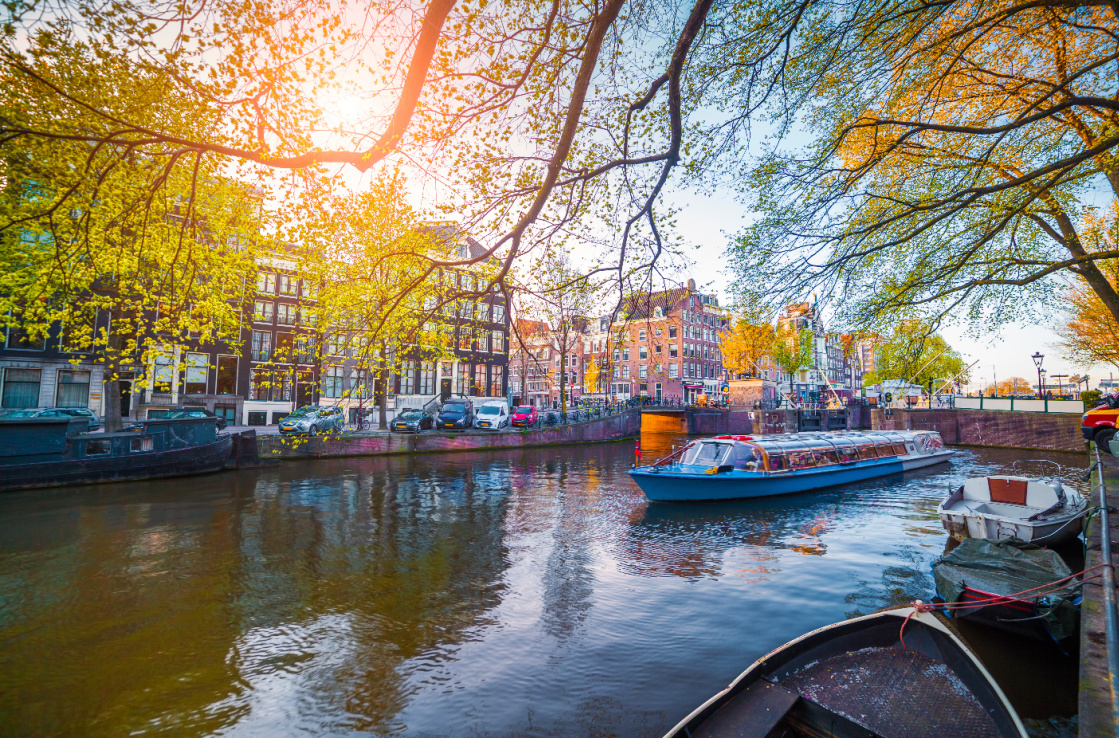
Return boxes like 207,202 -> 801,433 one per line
0,416 -> 232,491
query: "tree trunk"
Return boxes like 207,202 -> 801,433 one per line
560,352 -> 567,413
378,366 -> 389,430
103,330 -> 125,433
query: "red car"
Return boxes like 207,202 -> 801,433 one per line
511,405 -> 538,427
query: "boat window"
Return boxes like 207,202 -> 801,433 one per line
733,444 -> 763,470
681,442 -> 731,466
892,443 -> 907,456
808,444 -> 838,466
86,439 -> 111,455
832,443 -> 857,463
130,437 -> 154,452
766,450 -> 788,471
875,440 -> 895,456
856,442 -> 878,458
788,448 -> 816,469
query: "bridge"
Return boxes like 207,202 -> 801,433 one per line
640,406 -> 853,436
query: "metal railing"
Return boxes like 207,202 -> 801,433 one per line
1092,445 -> 1119,726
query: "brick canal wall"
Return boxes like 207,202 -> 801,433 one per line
871,408 -> 1085,453
257,409 -> 642,459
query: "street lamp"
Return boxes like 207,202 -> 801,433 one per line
1040,369 -> 1047,397
1031,352 -> 1044,399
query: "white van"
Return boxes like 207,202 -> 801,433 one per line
473,400 -> 509,430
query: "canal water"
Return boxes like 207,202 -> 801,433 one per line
0,435 -> 1083,736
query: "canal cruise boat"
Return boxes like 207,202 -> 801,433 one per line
629,430 -> 952,502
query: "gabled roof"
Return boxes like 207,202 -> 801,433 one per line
617,287 -> 690,321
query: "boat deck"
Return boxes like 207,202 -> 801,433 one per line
778,645 -> 1001,737
693,645 -> 1002,738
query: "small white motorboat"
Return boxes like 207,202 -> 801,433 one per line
937,475 -> 1088,546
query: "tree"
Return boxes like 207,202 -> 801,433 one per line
769,325 -> 814,389
1055,208 -> 1119,370
0,41 -> 260,431
529,253 -> 597,413
287,175 -> 464,429
730,4 -> 1119,334
869,323 -> 968,392
990,377 -> 1033,395
722,319 -> 776,378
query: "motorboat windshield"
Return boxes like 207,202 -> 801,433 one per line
680,441 -> 734,466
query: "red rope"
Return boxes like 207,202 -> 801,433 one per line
899,563 -> 1112,647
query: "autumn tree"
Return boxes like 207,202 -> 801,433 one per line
722,319 -> 776,378
730,4 -> 1119,334
1055,207 -> 1119,370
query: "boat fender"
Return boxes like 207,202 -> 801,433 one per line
704,465 -> 735,475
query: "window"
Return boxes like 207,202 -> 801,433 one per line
250,369 -> 271,401
655,382 -> 662,399
2,368 -> 40,407
639,365 -> 648,378
654,307 -> 663,317
493,304 -> 505,323
669,343 -> 678,358
130,437 -> 154,453
623,365 -> 630,379
638,329 -> 646,341
51,370 -> 90,408
669,363 -> 679,378
153,354 -> 174,393
639,346 -> 648,360
256,272 -> 276,294
277,304 -> 296,325
279,274 -> 296,295
477,303 -> 490,322
420,362 -> 436,395
474,364 -> 486,395
251,330 -> 272,361
6,323 -> 45,350
656,363 -> 663,373
85,439 -> 111,456
273,371 -> 292,401
655,344 -> 662,354
300,280 -> 316,299
669,325 -> 677,338
457,365 -> 469,395
293,337 -> 315,364
492,330 -> 505,354
217,356 -> 238,394
400,361 -> 416,394
323,366 -> 345,398
184,353 -> 208,394
622,348 -> 630,361
254,300 -> 274,322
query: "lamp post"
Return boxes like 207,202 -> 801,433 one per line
1032,352 -> 1045,399
1040,369 -> 1047,397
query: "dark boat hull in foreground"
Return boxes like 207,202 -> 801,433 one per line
664,607 -> 1025,738
0,416 -> 232,492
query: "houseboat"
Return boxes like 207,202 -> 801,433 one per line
0,415 -> 232,492
629,430 -> 952,502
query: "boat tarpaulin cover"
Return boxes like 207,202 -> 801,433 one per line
932,538 -> 1080,641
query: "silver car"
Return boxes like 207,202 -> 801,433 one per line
278,406 -> 344,436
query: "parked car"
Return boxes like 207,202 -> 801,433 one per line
278,406 -> 344,436
473,401 -> 509,430
1082,394 -> 1119,447
510,405 -> 538,427
148,406 -> 227,430
392,408 -> 434,433
436,398 -> 474,431
3,407 -> 104,431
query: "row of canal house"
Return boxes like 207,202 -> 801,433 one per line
508,279 -> 733,407
0,226 -> 511,426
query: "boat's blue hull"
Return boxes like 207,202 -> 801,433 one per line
629,452 -> 952,502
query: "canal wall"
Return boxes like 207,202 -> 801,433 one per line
639,408 -> 754,435
871,408 -> 1085,453
256,409 -> 642,459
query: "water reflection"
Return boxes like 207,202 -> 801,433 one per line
0,437 -> 1084,735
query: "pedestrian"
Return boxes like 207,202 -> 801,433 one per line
634,439 -> 642,466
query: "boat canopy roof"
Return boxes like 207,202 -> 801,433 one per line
669,430 -> 943,471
